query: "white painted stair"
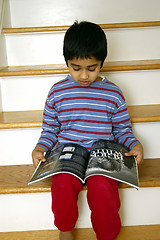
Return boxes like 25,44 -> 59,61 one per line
0,0 -> 160,239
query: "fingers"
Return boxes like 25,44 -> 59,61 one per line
32,147 -> 46,168
136,155 -> 143,165
125,142 -> 144,165
33,156 -> 46,168
125,151 -> 133,157
33,158 -> 41,168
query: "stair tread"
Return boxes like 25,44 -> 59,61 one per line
0,158 -> 159,194
0,110 -> 43,129
0,104 -> 160,129
0,225 -> 160,240
0,59 -> 160,77
2,20 -> 160,34
127,104 -> 160,123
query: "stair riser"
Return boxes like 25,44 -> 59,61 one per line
132,122 -> 160,159
1,70 -> 160,111
103,70 -> 160,106
0,128 -> 40,165
9,0 -> 160,28
0,79 -> 2,111
0,122 -> 159,166
4,27 -> 160,66
0,74 -> 64,111
0,187 -> 159,232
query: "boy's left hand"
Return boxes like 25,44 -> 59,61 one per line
125,142 -> 143,165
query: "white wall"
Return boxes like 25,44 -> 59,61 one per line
2,0 -> 11,28
9,0 -> 160,27
0,35 -> 7,70
0,0 -> 3,29
0,0 -> 8,111
0,0 -> 3,67
0,0 -> 9,69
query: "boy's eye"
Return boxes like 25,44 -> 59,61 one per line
73,68 -> 80,71
71,66 -> 97,72
88,67 -> 96,72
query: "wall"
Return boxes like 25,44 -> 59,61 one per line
0,0 -> 7,111
0,0 -> 10,69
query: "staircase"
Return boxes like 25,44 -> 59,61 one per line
0,0 -> 160,239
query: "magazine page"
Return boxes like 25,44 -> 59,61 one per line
28,145 -> 63,185
85,140 -> 139,189
28,143 -> 89,185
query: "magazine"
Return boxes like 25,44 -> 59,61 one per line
28,140 -> 139,189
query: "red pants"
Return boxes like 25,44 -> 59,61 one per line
51,173 -> 121,240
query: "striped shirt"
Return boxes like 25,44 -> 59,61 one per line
37,75 -> 138,151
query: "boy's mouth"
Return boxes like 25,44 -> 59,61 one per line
79,80 -> 90,86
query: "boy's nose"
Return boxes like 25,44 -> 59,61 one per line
80,70 -> 89,80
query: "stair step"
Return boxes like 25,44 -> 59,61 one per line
2,21 -> 160,34
0,104 -> 160,129
0,110 -> 43,129
0,225 -> 160,240
128,104 -> 160,123
0,158 -> 159,194
0,60 -> 160,77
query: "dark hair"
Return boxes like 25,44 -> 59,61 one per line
63,21 -> 107,68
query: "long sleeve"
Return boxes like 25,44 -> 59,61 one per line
112,96 -> 139,150
36,89 -> 61,151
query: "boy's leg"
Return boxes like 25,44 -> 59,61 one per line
86,175 -> 121,240
51,173 -> 83,232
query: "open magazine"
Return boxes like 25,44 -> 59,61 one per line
28,140 -> 139,189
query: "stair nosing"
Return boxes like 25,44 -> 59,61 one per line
0,60 -> 160,77
2,21 -> 160,34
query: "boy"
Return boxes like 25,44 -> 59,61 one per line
32,21 -> 143,240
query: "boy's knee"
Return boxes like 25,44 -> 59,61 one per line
87,176 -> 115,201
52,173 -> 82,192
54,209 -> 78,232
87,176 -> 120,207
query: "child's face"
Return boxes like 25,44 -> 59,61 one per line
68,57 -> 102,87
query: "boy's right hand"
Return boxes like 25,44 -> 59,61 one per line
32,146 -> 47,168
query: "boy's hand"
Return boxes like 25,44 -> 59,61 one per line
125,142 -> 143,165
32,146 -> 46,168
